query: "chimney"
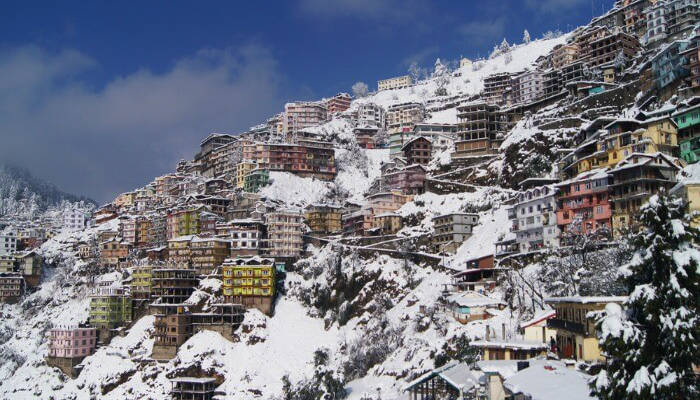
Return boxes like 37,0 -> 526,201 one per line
485,326 -> 490,340
502,323 -> 506,339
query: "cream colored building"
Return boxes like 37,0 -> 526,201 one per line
377,75 -> 413,91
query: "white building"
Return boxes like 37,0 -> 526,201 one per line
413,123 -> 458,156
0,232 -> 18,256
377,75 -> 413,91
356,102 -> 386,128
516,70 -> 544,104
63,208 -> 87,231
508,185 -> 559,253
264,211 -> 303,258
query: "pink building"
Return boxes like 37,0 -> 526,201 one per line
49,326 -> 97,358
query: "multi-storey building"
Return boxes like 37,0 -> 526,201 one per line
509,185 -> 560,253
356,102 -> 385,128
222,257 -> 276,315
609,152 -> 680,235
366,191 -> 412,217
131,264 -> 153,299
46,326 -> 97,377
353,126 -> 380,149
264,211 -> 304,258
551,43 -> 580,69
588,29 -> 640,67
151,268 -> 198,304
146,212 -> 167,247
650,39 -> 690,91
243,168 -> 270,193
120,216 -> 137,246
0,273 -> 23,303
546,296 -> 627,362
482,73 -> 512,106
170,377 -> 217,400
236,161 -> 257,189
342,209 -> 374,237
166,206 -> 216,240
412,123 -> 457,155
516,69 -> 544,104
543,69 -> 563,98
326,92 -> 351,115
304,204 -> 343,235
16,250 -> 41,287
401,136 -> 432,166
62,208 -> 87,231
681,33 -> 700,93
243,141 -> 336,180
386,102 -> 426,156
377,75 -> 412,91
216,219 -> 265,257
431,213 -> 480,254
88,285 -> 132,340
372,213 -> 403,235
167,235 -> 194,268
283,101 -> 328,134
453,101 -> 505,158
673,102 -> 700,162
190,237 -> 230,276
0,232 -> 17,256
381,164 -> 427,195
100,239 -> 131,266
0,255 -> 14,273
556,169 -> 612,238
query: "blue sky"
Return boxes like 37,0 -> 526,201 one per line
0,0 -> 614,202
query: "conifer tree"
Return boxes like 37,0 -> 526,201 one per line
523,29 -> 531,44
591,194 -> 699,399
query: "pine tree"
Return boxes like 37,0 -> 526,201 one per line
591,194 -> 699,399
523,29 -> 531,44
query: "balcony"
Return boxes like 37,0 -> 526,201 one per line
547,318 -> 586,335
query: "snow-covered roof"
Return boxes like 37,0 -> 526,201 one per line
170,377 -> 217,384
470,340 -> 546,350
503,360 -> 596,400
545,296 -> 627,304
446,292 -> 505,307
519,309 -> 556,329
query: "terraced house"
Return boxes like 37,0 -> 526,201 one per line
222,257 -> 276,315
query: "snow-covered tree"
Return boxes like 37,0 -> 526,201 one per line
433,58 -> 450,96
408,61 -> 422,85
499,38 -> 510,53
591,194 -> 699,399
352,81 -> 369,98
613,50 -> 627,69
523,29 -> 531,44
504,52 -> 513,65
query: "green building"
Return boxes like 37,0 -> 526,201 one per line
243,169 -> 270,193
673,103 -> 700,163
89,288 -> 132,331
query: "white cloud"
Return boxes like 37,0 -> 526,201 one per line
456,18 -> 507,46
0,44 -> 285,203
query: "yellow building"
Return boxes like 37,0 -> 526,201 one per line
222,256 -> 275,315
546,296 -> 626,362
167,235 -> 194,267
131,265 -> 153,299
0,255 -> 15,273
304,204 -> 342,235
114,191 -> 136,208
372,213 -> 403,235
519,309 -> 557,344
235,161 -> 257,189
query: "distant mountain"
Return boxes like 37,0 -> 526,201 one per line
0,164 -> 96,217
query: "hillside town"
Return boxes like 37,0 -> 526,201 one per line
0,1 -> 699,399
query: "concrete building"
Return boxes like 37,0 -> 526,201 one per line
151,268 -> 198,304
170,377 -> 217,400
386,102 -> 426,156
0,273 -> 23,303
216,219 -> 265,257
556,169 -> 613,238
304,204 -> 343,235
46,326 -> 97,377
283,101 -> 328,134
674,102 -> 700,163
546,296 -> 627,362
222,256 -> 276,315
131,264 -> 153,300
412,123 -> 457,155
63,208 -> 87,231
377,75 -> 412,91
509,185 -> 560,253
0,232 -> 17,256
551,43 -> 580,69
401,136 -> 432,166
88,285 -> 132,341
482,73 -> 512,106
264,211 -> 304,258
326,92 -> 351,115
515,69 -> 544,104
190,237 -> 230,276
453,101 -> 505,158
431,213 -> 480,254
381,164 -> 427,196
609,152 -> 680,236
356,102 -> 386,128
372,213 -> 403,235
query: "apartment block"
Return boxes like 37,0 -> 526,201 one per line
216,219 -> 264,257
88,285 -> 132,341
264,211 -> 304,258
304,204 -> 343,235
0,273 -> 23,303
556,169 -> 612,238
377,75 -> 412,91
372,213 -> 403,235
516,70 -> 544,104
674,102 -> 700,162
413,123 -> 457,155
222,257 -> 276,315
326,92 -> 351,115
243,168 -> 270,193
151,268 -> 198,304
46,326 -> 97,377
0,232 -> 17,256
170,377 -> 217,400
551,43 -> 580,69
131,264 -> 153,299
386,102 -> 426,156
381,164 -> 427,196
431,213 -> 480,254
243,141 -> 336,180
482,73 -> 512,106
190,237 -> 230,276
283,101 -> 328,134
508,185 -> 560,253
453,101 -> 505,158
401,136 -> 432,166
356,102 -> 386,128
